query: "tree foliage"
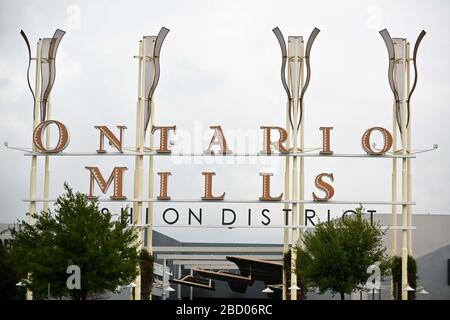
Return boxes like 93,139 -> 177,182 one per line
0,238 -> 24,300
10,183 -> 140,300
296,207 -> 389,300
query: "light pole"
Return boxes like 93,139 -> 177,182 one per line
16,281 -> 26,300
125,282 -> 138,300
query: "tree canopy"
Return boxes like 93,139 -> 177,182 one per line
0,237 -> 23,300
10,183 -> 140,300
296,207 -> 389,300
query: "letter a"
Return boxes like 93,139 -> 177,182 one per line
204,125 -> 231,155
66,265 -> 81,290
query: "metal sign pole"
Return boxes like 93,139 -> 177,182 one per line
29,39 -> 42,225
288,36 -> 302,300
299,37 -> 305,251
391,78 -> 398,299
162,258 -> 167,300
282,83 -> 291,301
26,39 -> 42,300
43,94 -> 51,211
145,36 -> 157,300
406,42 -> 413,256
397,37 -> 409,301
382,29 -> 426,300
132,39 -> 145,300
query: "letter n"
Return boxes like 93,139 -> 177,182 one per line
95,125 -> 127,153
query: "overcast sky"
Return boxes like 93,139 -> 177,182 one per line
0,0 -> 449,243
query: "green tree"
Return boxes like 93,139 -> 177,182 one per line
139,249 -> 154,300
296,207 -> 389,300
0,238 -> 24,300
10,183 -> 140,300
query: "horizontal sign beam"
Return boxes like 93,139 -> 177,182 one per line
173,260 -> 254,266
150,225 -> 416,230
183,265 -> 239,270
156,254 -> 283,260
22,151 -> 416,158
152,246 -> 283,253
23,198 -> 416,205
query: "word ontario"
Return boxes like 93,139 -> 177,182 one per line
32,121 -> 394,201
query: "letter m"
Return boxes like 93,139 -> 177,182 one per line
85,166 -> 128,200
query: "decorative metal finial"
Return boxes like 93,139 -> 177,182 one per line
272,27 -> 293,130
299,27 -> 320,131
143,27 -> 170,134
273,27 -> 319,131
406,30 -> 426,128
20,30 -> 35,102
379,29 -> 425,134
20,29 -> 65,123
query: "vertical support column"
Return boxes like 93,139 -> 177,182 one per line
288,36 -> 302,300
298,37 -> 305,250
390,45 -> 399,300
132,40 -> 145,300
147,99 -> 155,255
29,39 -> 42,224
27,39 -> 42,301
391,97 -> 398,257
162,259 -> 167,300
406,42 -> 413,256
43,95 -> 51,211
391,95 -> 397,300
394,38 -> 409,300
190,269 -> 193,300
177,265 -> 181,300
282,82 -> 291,301
143,36 -> 157,300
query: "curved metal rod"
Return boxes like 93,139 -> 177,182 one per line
40,29 -> 65,122
297,27 -> 320,131
20,30 -> 35,103
379,29 -> 402,134
144,27 -> 170,133
272,27 -> 294,130
406,30 -> 426,128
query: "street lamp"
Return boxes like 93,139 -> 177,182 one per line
16,281 -> 26,300
416,286 -> 429,295
125,282 -> 138,300
164,285 -> 175,292
262,287 -> 274,293
403,285 -> 415,292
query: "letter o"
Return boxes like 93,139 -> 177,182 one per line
342,210 -> 357,221
361,127 -> 393,155
33,120 -> 70,153
162,208 -> 179,225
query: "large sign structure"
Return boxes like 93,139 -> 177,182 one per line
8,26 -> 436,301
